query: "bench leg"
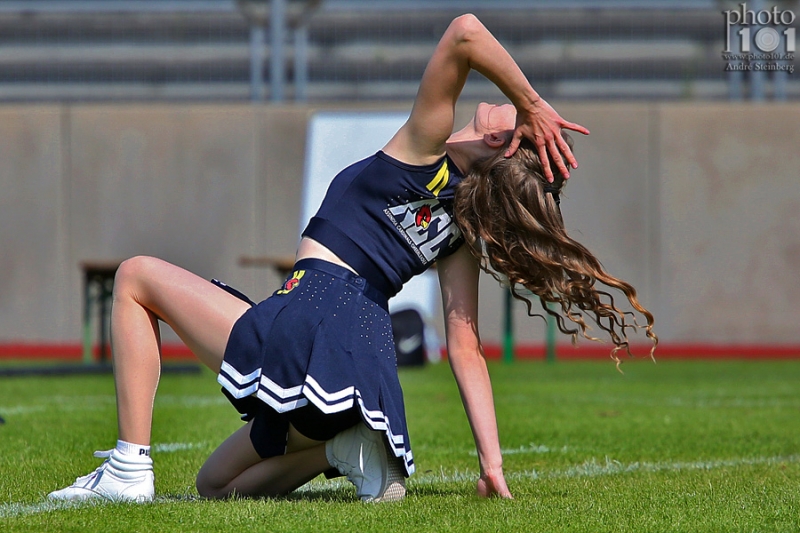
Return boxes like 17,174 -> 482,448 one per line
82,278 -> 94,364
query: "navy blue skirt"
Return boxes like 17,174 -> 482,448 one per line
215,258 -> 414,477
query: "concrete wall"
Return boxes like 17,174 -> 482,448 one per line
0,102 -> 798,352
0,107 -> 66,341
657,104 -> 800,344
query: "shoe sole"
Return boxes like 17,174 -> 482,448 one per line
48,491 -> 154,503
329,423 -> 407,503
367,441 -> 406,503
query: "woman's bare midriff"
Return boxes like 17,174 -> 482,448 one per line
295,237 -> 359,275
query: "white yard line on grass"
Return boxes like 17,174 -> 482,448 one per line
411,453 -> 800,485
0,405 -> 48,416
513,454 -> 800,480
152,442 -> 207,453
0,395 -> 226,420
469,443 -> 570,456
0,396 -> 116,417
0,500 -> 97,519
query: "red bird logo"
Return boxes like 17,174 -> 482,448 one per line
277,270 -> 305,295
415,205 -> 432,230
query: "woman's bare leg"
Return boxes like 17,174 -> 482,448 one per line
196,423 -> 330,498
110,255 -> 252,445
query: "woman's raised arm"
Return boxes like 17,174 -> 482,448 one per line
384,14 -> 588,180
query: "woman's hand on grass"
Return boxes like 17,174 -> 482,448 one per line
477,468 -> 513,499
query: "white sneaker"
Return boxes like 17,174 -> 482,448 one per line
48,449 -> 155,503
326,423 -> 406,502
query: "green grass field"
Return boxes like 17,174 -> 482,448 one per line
1,358 -> 799,532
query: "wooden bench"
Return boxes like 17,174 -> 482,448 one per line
238,255 -> 296,279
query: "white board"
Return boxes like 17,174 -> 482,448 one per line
300,111 -> 439,319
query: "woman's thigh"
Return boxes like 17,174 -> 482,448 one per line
115,255 -> 252,372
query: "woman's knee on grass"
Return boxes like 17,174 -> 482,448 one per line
195,451 -> 249,499
195,468 -> 232,499
194,423 -> 265,499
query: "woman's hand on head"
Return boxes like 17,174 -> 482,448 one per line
505,98 -> 590,183
476,468 -> 513,499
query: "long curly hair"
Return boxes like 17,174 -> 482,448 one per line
453,137 -> 657,366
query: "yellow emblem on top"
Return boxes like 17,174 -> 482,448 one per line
425,160 -> 449,197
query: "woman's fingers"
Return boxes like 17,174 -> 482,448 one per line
504,130 -> 523,158
555,130 -> 579,170
562,120 -> 591,136
505,105 -> 589,181
536,140 -> 556,183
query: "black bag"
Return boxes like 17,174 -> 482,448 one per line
391,308 -> 426,367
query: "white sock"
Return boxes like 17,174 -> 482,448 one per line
115,439 -> 152,462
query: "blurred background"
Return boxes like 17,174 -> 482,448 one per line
0,0 -> 798,362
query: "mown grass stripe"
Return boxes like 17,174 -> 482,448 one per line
4,454 -> 796,519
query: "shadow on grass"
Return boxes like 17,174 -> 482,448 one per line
156,485 -> 465,504
155,490 -> 355,504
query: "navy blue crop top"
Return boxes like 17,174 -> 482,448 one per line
302,150 -> 465,298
